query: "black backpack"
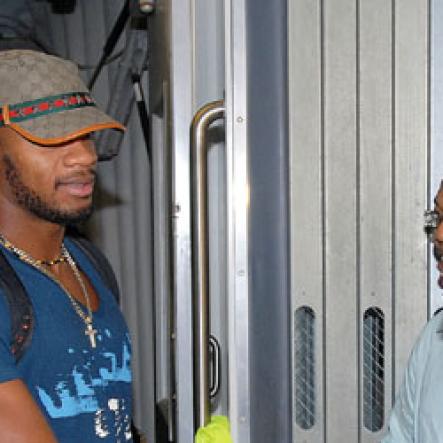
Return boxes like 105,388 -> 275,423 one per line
0,235 -> 120,361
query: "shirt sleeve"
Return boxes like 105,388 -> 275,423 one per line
0,290 -> 22,383
382,317 -> 436,443
381,358 -> 416,442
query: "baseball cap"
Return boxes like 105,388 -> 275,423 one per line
0,49 -> 125,153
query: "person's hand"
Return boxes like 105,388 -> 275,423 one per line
195,416 -> 233,443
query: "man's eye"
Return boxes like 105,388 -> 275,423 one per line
424,210 -> 441,234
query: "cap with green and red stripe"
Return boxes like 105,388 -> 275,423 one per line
0,50 -> 125,148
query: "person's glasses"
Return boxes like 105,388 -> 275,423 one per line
424,209 -> 443,238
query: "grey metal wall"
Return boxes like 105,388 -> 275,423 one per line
43,2 -> 155,441
289,1 -> 429,442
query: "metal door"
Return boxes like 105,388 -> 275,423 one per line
149,1 -> 230,441
289,1 -> 430,442
149,0 -> 291,441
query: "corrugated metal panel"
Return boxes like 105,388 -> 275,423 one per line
394,0 -> 429,393
44,2 -> 155,441
289,1 -> 324,440
359,2 -> 393,441
323,1 -> 359,440
289,1 -> 429,442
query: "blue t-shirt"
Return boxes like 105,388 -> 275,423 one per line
0,239 -> 133,443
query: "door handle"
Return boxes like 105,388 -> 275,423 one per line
190,99 -> 225,429
209,335 -> 221,399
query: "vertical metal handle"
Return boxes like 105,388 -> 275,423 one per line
190,100 -> 225,430
209,335 -> 221,398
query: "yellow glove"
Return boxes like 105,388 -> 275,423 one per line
195,416 -> 233,443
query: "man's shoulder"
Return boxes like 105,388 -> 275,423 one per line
408,311 -> 443,363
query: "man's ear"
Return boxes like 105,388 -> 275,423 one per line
0,127 -> 17,152
0,131 -> 6,152
0,126 -> 10,143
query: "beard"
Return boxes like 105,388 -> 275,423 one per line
3,155 -> 93,225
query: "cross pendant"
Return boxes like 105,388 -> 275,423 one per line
85,322 -> 98,348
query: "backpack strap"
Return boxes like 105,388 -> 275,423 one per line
0,248 -> 34,362
67,236 -> 120,304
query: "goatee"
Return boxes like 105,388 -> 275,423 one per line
3,155 -> 94,225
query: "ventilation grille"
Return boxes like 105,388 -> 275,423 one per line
294,306 -> 316,429
363,307 -> 385,432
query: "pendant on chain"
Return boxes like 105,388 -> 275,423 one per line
85,321 -> 98,348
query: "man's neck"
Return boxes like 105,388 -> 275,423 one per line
0,206 -> 65,262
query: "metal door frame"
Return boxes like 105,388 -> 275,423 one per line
225,0 -> 251,441
169,0 -> 195,441
168,0 -> 252,441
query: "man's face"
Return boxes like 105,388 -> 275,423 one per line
0,128 -> 98,225
432,183 -> 443,288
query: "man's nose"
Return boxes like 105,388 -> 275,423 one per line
63,138 -> 98,166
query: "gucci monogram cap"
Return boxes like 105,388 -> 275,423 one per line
0,49 -> 125,146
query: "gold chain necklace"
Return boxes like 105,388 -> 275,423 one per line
0,234 -> 98,348
38,255 -> 67,266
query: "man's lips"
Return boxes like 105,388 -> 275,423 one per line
56,174 -> 95,198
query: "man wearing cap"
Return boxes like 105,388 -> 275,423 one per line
0,49 -> 133,442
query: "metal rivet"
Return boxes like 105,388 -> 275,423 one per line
236,116 -> 244,123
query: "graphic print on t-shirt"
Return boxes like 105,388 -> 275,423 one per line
36,330 -> 132,441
